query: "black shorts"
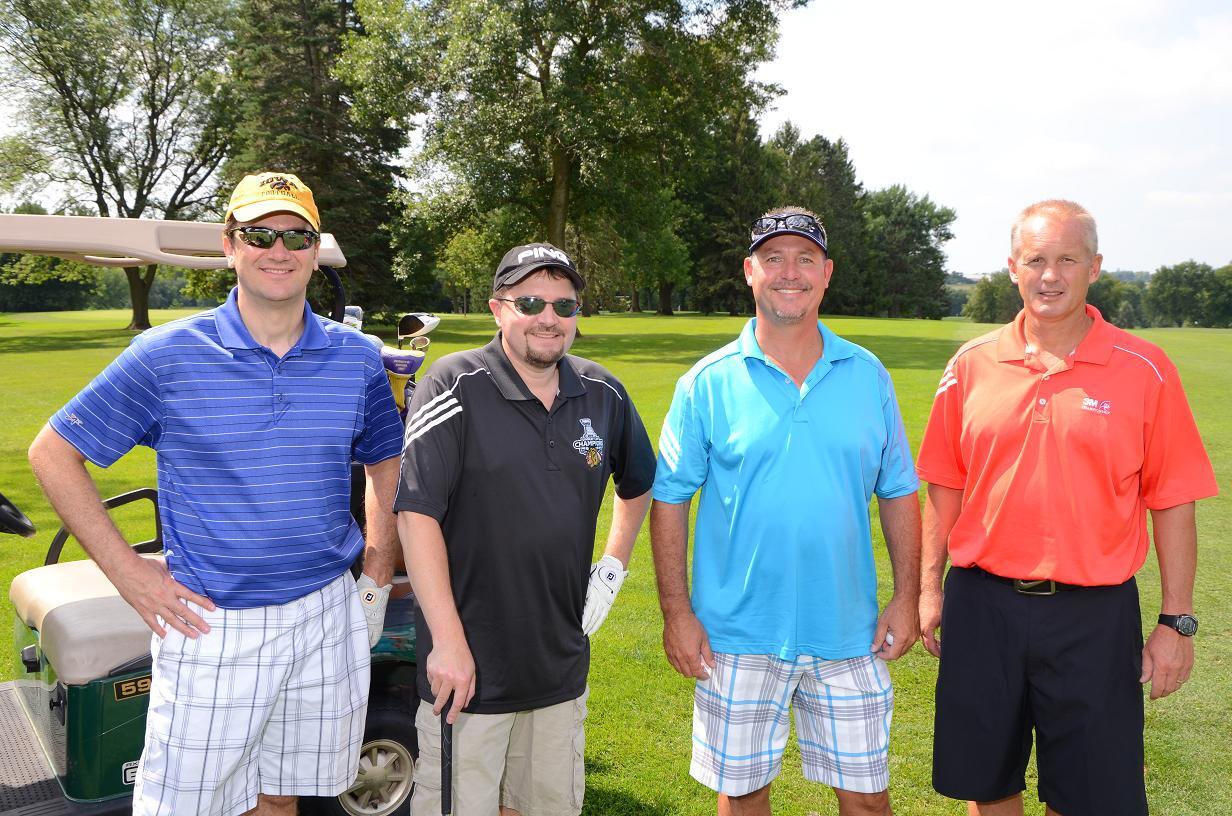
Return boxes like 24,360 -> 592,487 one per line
932,566 -> 1147,816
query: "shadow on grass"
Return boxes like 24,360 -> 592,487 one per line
0,328 -> 138,355
570,330 -> 964,371
583,758 -> 672,815
582,785 -> 671,815
841,334 -> 966,370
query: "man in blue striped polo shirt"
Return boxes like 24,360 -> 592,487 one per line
650,208 -> 922,816
28,172 -> 404,816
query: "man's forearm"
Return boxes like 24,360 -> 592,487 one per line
922,483 -> 962,590
649,499 -> 692,616
361,457 -> 401,585
397,511 -> 466,643
28,424 -> 144,579
602,489 -> 651,567
1150,502 -> 1197,615
877,492 -> 922,599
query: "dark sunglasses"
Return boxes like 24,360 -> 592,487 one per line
229,226 -> 320,251
493,296 -> 581,318
750,214 -> 828,249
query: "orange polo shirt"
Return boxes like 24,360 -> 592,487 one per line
917,305 -> 1218,586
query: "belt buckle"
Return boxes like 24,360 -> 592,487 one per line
1014,579 -> 1057,596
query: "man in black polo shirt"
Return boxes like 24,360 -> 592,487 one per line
395,242 -> 655,816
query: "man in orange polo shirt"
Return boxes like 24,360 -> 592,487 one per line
916,199 -> 1218,816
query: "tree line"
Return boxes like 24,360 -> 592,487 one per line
0,0 -> 966,325
960,260 -> 1232,328
3,0 -> 1225,330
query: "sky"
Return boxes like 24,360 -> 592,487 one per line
757,0 -> 1232,278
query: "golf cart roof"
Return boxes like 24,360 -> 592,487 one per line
0,213 -> 346,269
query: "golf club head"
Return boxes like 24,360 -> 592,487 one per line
0,492 -> 36,537
397,312 -> 440,345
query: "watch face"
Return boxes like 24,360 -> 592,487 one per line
1176,615 -> 1199,636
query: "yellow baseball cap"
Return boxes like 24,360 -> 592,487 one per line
225,172 -> 320,230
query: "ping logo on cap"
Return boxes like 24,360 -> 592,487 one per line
517,245 -> 572,266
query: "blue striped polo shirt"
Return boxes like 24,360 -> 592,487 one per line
50,287 -> 404,607
653,319 -> 919,659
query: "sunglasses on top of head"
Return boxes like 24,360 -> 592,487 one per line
750,214 -> 828,244
493,296 -> 581,318
228,226 -> 320,251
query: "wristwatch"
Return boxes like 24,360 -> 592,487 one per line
1158,613 -> 1199,637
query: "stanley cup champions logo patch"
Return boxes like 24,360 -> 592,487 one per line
572,418 -> 604,469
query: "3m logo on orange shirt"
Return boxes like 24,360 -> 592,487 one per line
1081,397 -> 1112,415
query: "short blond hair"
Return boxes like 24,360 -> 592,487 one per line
1010,199 -> 1098,257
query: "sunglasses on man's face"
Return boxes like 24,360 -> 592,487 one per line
493,296 -> 581,318
229,226 -> 320,251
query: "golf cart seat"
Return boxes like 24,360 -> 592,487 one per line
9,557 -> 159,686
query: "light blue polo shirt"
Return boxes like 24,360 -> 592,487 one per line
50,287 -> 403,608
653,319 -> 919,659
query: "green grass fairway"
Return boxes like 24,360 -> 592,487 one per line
1,308 -> 1228,815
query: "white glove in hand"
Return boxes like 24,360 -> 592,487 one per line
582,555 -> 628,637
356,574 -> 393,648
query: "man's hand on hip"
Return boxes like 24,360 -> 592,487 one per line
427,636 -> 477,724
114,557 -> 216,639
356,573 -> 393,648
871,592 -> 919,661
582,554 -> 628,637
1141,625 -> 1195,700
662,608 -> 715,680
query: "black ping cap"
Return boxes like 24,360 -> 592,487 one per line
493,243 -> 585,292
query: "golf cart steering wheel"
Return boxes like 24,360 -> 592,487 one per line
0,491 -> 36,538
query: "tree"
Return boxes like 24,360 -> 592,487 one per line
0,0 -> 233,329
1086,275 -> 1125,324
862,185 -> 955,319
217,0 -> 408,318
437,226 -> 498,313
1203,263 -> 1232,328
1145,260 -> 1215,327
963,271 -> 1022,324
341,0 -> 799,306
765,124 -> 868,315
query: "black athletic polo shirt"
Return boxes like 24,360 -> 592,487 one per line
394,333 -> 656,714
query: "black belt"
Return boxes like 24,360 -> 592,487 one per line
967,566 -> 1086,596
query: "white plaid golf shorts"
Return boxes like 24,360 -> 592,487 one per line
691,652 -> 893,796
133,571 -> 370,816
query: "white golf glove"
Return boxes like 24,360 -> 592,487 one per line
582,555 -> 628,637
356,574 -> 392,648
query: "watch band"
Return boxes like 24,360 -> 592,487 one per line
1158,613 -> 1198,636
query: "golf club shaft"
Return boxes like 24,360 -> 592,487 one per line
441,693 -> 454,815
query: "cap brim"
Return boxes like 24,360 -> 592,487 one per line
230,201 -> 320,231
498,263 -> 585,292
749,230 -> 827,254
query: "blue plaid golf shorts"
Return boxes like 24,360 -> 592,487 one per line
691,652 -> 893,795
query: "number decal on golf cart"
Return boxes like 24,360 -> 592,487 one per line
114,675 -> 152,701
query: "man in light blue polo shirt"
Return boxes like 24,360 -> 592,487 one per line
28,172 -> 404,816
650,206 -> 922,816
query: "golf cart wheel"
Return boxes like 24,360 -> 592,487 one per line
308,700 -> 417,816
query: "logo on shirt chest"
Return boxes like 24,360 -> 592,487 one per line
1081,397 -> 1112,415
572,418 -> 604,469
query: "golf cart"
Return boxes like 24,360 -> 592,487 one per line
0,214 -> 420,816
